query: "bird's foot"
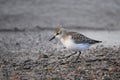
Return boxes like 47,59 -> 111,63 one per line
58,51 -> 82,64
65,52 -> 77,59
75,51 -> 81,61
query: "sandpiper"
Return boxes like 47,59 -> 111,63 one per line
49,28 -> 102,60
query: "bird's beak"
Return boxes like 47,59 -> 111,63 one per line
49,36 -> 55,41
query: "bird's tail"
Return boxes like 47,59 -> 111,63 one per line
94,40 -> 102,43
90,40 -> 102,44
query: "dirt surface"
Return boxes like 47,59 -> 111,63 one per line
0,31 -> 120,80
0,42 -> 120,80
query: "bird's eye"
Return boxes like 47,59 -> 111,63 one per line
56,32 -> 60,35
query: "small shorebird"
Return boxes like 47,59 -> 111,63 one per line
49,28 -> 102,60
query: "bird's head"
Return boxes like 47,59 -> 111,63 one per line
49,28 -> 65,41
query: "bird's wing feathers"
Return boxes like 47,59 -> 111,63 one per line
67,32 -> 101,44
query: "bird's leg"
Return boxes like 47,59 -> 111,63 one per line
58,51 -> 77,59
75,51 -> 81,61
64,51 -> 77,59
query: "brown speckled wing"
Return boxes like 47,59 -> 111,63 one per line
67,32 -> 102,44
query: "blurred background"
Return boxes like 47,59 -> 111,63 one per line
0,0 -> 120,30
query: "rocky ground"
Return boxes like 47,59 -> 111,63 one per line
0,30 -> 120,80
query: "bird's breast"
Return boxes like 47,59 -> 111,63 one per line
61,38 -> 73,48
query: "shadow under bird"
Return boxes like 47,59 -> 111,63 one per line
49,28 -> 102,60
